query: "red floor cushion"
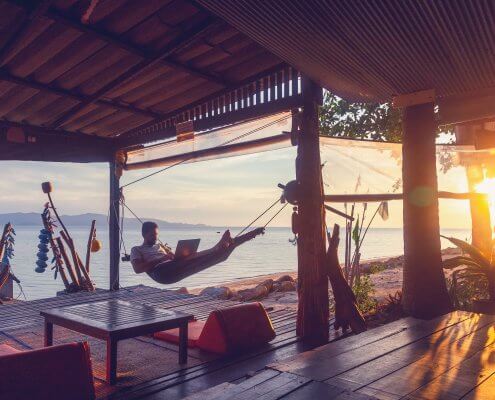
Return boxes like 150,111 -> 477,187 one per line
154,320 -> 205,348
0,342 -> 95,400
154,303 -> 276,355
197,302 -> 276,354
0,343 -> 20,356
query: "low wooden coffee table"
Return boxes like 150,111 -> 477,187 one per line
40,299 -> 194,384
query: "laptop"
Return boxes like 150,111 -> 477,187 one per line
175,239 -> 200,259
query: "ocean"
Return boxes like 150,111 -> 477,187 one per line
7,226 -> 471,300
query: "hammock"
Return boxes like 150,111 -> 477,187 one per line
146,228 -> 264,284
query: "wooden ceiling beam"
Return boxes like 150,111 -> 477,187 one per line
0,0 -> 53,66
49,16 -> 224,129
0,118 -> 113,162
0,118 -> 111,141
0,68 -> 161,120
7,1 -> 228,87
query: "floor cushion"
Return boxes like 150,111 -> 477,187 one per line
154,303 -> 276,355
154,320 -> 205,348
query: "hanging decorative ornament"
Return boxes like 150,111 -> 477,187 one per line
35,219 -> 52,273
90,239 -> 102,253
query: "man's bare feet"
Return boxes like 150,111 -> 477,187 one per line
217,230 -> 233,249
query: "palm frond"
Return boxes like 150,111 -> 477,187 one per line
442,256 -> 485,270
441,236 -> 492,270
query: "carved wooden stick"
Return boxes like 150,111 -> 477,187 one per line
41,213 -> 71,291
60,230 -> 94,291
326,223 -> 367,334
56,237 -> 79,288
0,223 -> 11,262
85,220 -> 96,272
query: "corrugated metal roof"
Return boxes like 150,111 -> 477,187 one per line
199,0 -> 495,102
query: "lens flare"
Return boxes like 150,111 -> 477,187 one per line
475,178 -> 495,203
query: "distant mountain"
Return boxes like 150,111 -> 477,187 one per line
0,212 -> 210,230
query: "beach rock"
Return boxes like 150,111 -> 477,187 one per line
257,279 -> 274,292
175,287 -> 189,294
200,286 -> 233,300
237,285 -> 270,301
278,280 -> 297,292
276,275 -> 295,283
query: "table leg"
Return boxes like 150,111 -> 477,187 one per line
44,321 -> 53,346
106,338 -> 118,385
179,321 -> 188,364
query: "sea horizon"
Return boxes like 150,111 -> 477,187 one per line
5,225 -> 472,301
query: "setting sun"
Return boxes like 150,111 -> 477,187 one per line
476,178 -> 495,203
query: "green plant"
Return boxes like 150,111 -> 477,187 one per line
368,263 -> 386,274
442,236 -> 495,305
352,274 -> 377,315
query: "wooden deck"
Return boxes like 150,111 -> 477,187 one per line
5,286 -> 491,399
187,311 -> 495,399
0,284 -> 340,399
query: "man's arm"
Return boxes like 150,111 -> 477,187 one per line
130,249 -> 173,274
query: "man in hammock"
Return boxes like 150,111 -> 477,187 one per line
131,221 -> 263,284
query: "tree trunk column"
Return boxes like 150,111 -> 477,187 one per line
109,159 -> 121,291
455,125 -> 492,256
402,102 -> 452,318
296,76 -> 329,343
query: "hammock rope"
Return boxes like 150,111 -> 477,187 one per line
112,112 -> 293,279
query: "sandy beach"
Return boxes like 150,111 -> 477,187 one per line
189,248 -> 461,315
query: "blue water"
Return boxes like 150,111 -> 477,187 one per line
7,226 -> 471,300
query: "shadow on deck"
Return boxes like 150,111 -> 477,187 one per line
0,285 -> 340,399
189,311 -> 495,399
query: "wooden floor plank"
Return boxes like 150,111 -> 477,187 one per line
327,313 -> 495,392
403,341 -> 495,400
271,312 -> 474,381
462,371 -> 495,400
182,370 -> 282,400
281,380 -> 345,399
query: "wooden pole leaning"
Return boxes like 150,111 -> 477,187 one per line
85,220 -> 96,272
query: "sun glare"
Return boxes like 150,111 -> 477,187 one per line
475,178 -> 495,203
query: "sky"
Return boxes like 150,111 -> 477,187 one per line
1,143 -> 476,229
1,148 -> 297,228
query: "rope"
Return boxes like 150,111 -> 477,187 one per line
120,113 -> 293,189
235,197 -> 282,238
262,202 -> 288,228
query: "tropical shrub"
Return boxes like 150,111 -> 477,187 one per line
442,236 -> 495,308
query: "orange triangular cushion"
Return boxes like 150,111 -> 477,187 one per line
197,302 -> 276,354
154,320 -> 205,348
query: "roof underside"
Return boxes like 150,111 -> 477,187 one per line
199,0 -> 495,103
0,0 -> 281,138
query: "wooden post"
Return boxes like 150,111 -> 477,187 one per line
109,159 -> 120,291
402,102 -> 452,318
455,125 -> 492,256
295,76 -> 329,343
